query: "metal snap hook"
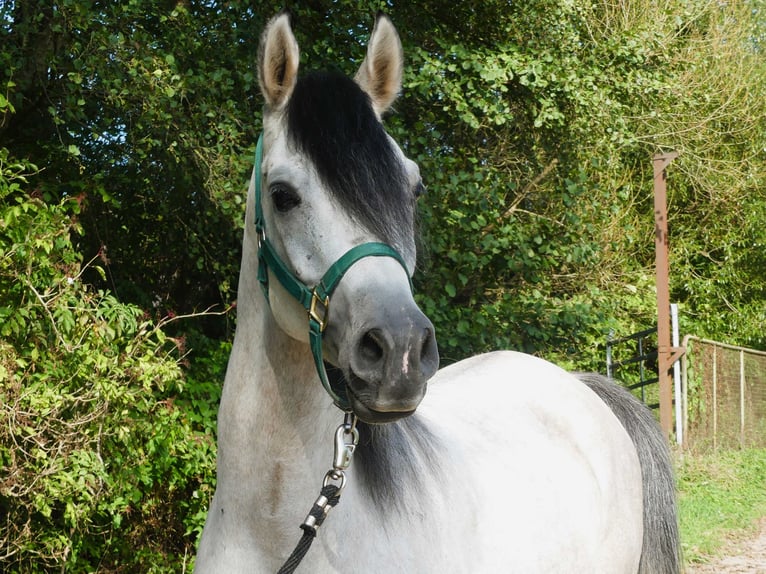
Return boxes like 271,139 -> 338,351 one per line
333,419 -> 360,472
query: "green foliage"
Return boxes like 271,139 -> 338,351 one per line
396,0 -> 766,365
0,151 -> 219,571
394,0 -> 670,368
412,162 -> 612,366
1,0 -> 266,334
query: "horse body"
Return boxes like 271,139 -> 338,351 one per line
197,301 -> 644,573
195,12 -> 678,574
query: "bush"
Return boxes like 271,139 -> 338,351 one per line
0,148 -> 219,572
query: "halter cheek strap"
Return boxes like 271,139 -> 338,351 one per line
253,134 -> 412,411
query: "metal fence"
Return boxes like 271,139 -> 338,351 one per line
681,336 -> 766,452
606,327 -> 659,408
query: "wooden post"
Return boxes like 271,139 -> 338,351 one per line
653,152 -> 684,438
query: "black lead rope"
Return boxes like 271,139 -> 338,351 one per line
276,483 -> 342,574
276,415 -> 359,574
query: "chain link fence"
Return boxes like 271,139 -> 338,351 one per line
681,336 -> 766,452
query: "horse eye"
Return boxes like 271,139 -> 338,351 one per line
270,184 -> 301,213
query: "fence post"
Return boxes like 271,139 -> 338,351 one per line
653,152 -> 684,437
713,345 -> 718,450
740,350 -> 745,448
671,304 -> 683,445
681,335 -> 690,442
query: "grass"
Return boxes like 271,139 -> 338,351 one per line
676,448 -> 766,564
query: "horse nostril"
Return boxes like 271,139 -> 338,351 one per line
359,329 -> 386,364
420,328 -> 432,358
418,326 -> 439,377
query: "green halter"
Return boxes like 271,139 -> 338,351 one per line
253,134 -> 412,411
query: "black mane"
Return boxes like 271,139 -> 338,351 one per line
354,416 -> 442,516
285,71 -> 412,248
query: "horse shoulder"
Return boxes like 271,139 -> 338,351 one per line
415,351 -> 644,572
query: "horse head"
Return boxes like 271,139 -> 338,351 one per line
254,12 -> 439,423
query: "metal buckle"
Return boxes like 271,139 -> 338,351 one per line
309,289 -> 330,332
255,223 -> 266,249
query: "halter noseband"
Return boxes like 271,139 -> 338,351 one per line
253,134 -> 412,411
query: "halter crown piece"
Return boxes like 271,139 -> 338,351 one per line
253,134 -> 413,411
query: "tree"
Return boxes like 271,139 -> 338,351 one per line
1,0 -> 270,336
4,0 -> 764,360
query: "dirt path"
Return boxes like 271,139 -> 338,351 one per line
686,518 -> 766,573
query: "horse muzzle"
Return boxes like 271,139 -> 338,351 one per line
342,309 -> 439,423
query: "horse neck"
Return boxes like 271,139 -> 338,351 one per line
220,193 -> 343,486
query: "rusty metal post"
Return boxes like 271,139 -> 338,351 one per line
653,152 -> 684,438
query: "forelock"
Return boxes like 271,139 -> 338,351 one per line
285,71 -> 412,247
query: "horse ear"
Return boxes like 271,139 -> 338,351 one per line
258,12 -> 300,110
355,13 -> 403,117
